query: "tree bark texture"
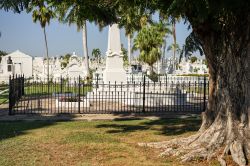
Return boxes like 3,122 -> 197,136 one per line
162,37 -> 166,66
140,15 -> 250,166
128,33 -> 131,65
82,21 -> 89,76
172,22 -> 176,71
43,27 -> 49,83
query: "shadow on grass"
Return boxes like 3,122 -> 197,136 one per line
0,114 -> 76,141
96,117 -> 201,136
0,121 -> 55,140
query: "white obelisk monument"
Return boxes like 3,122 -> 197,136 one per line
103,24 -> 127,83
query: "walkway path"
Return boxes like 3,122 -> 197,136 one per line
0,108 -> 200,121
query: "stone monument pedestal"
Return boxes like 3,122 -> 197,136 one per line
103,55 -> 127,84
103,24 -> 127,84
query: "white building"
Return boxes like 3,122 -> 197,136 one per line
0,50 -> 33,82
174,58 -> 208,75
60,53 -> 88,79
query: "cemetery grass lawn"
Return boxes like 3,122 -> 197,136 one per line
0,84 -> 8,104
0,92 -> 8,104
25,84 -> 92,96
0,118 -> 220,166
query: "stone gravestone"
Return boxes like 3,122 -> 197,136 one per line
103,24 -> 127,84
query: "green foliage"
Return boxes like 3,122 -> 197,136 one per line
177,74 -> 209,77
60,53 -> 71,69
190,56 -> 198,63
167,43 -> 181,60
133,23 -> 169,69
91,48 -> 101,62
28,1 -> 55,28
193,67 -> 199,73
88,69 -> 94,80
0,0 -> 30,13
180,32 -> 203,59
118,5 -> 151,36
167,43 -> 180,51
0,50 -> 7,63
203,59 -> 208,66
121,44 -> 128,66
56,0 -> 117,31
0,50 -> 7,56
147,71 -> 159,82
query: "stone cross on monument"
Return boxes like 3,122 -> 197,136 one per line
103,24 -> 127,83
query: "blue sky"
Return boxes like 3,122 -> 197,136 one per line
0,10 -> 191,58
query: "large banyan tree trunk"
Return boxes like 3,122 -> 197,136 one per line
140,16 -> 250,166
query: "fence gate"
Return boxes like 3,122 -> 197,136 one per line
9,75 -> 208,115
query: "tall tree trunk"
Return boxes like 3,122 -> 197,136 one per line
196,27 -> 250,165
128,33 -> 131,65
141,17 -> 250,166
162,39 -> 166,61
43,27 -> 49,83
162,37 -> 167,70
82,21 -> 89,76
172,22 -> 177,71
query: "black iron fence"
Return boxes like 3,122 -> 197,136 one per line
9,75 -> 209,115
9,75 -> 25,115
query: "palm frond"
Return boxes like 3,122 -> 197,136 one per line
180,31 -> 204,60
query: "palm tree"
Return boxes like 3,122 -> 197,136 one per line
30,1 -> 55,82
57,3 -> 90,76
119,6 -> 151,66
167,43 -> 181,68
119,9 -> 139,65
158,13 -> 172,67
170,17 -> 181,71
92,48 -> 101,64
56,1 -> 117,77
82,21 -> 89,75
133,23 -> 167,74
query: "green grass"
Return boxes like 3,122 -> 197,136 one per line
25,83 -> 92,96
176,74 -> 209,77
0,86 -> 8,91
0,84 -> 92,104
0,91 -> 8,104
0,84 -> 8,104
0,117 -> 220,166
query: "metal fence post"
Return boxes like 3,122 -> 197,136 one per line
8,75 -> 12,115
142,75 -> 146,113
78,76 -> 81,114
22,74 -> 24,95
60,76 -> 63,93
96,74 -> 99,88
18,75 -> 21,98
15,74 -> 17,107
203,76 -> 206,112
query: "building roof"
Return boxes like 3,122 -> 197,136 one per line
5,50 -> 32,58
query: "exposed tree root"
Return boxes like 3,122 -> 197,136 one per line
139,121 -> 250,166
